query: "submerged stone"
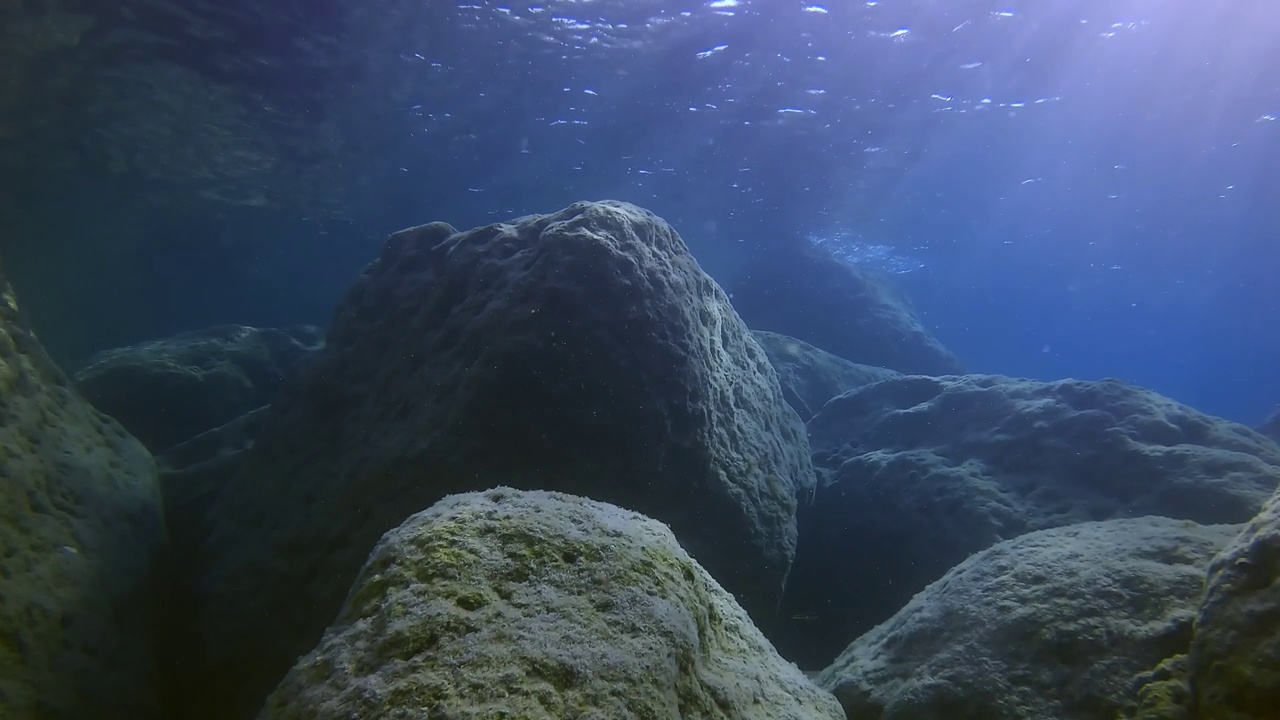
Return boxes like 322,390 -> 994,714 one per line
752,329 -> 901,421
0,265 -> 166,719
188,200 -> 814,719
1187,483 -> 1280,719
731,243 -> 963,375
783,373 -> 1280,666
73,324 -> 323,452
817,517 -> 1239,720
260,487 -> 845,720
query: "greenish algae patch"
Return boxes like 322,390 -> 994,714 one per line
259,488 -> 844,720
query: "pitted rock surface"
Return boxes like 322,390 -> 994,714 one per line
0,267 -> 166,720
261,488 -> 844,720
817,517 -> 1239,720
782,374 -> 1280,667
1186,484 -> 1280,719
189,200 -> 815,720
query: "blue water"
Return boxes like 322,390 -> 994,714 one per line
7,0 -> 1278,423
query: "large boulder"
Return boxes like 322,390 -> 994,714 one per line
0,267 -> 166,719
752,329 -> 900,421
260,487 -> 845,720
730,243 -> 962,375
782,374 -> 1280,667
816,517 -> 1240,720
186,201 -> 816,720
73,324 -> 324,452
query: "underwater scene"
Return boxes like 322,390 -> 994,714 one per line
2,0 -> 1279,718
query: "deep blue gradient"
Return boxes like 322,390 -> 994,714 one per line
8,0 -> 1277,424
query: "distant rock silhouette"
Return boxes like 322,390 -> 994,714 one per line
73,324 -> 323,452
1258,406 -> 1280,443
752,329 -> 901,420
730,243 -> 963,375
184,201 -> 816,720
780,374 -> 1280,667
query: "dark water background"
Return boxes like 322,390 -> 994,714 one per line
3,0 -> 1277,422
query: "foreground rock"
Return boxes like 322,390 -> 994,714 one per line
73,324 -> 323,452
752,330 -> 900,420
189,201 -> 815,720
730,243 -> 962,375
0,268 -> 166,719
260,488 -> 844,720
817,517 -> 1239,720
782,374 -> 1280,667
1174,485 -> 1280,719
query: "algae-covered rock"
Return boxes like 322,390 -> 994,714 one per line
0,266 -> 166,719
1119,654 -> 1193,720
816,517 -> 1239,720
1187,484 -> 1280,719
752,329 -> 900,420
784,374 -> 1280,667
74,324 -> 322,452
260,487 -> 844,720
191,200 -> 815,720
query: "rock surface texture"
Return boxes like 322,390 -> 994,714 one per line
73,324 -> 323,452
816,517 -> 1240,720
188,200 -> 816,720
0,267 -> 166,719
783,374 -> 1280,666
1183,484 -> 1280,719
260,488 -> 845,720
730,243 -> 962,375
752,330 -> 900,421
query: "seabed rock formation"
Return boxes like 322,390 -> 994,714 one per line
0,265 -> 166,719
73,324 -> 323,453
7,197 -> 1280,719
1169,482 -> 1280,720
260,487 -> 845,720
815,517 -> 1240,720
182,200 -> 816,720
782,373 -> 1280,666
730,243 -> 963,375
751,330 -> 901,421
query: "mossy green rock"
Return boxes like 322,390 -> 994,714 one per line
1189,485 -> 1280,719
1120,654 -> 1191,720
0,268 -> 166,719
259,487 -> 843,720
